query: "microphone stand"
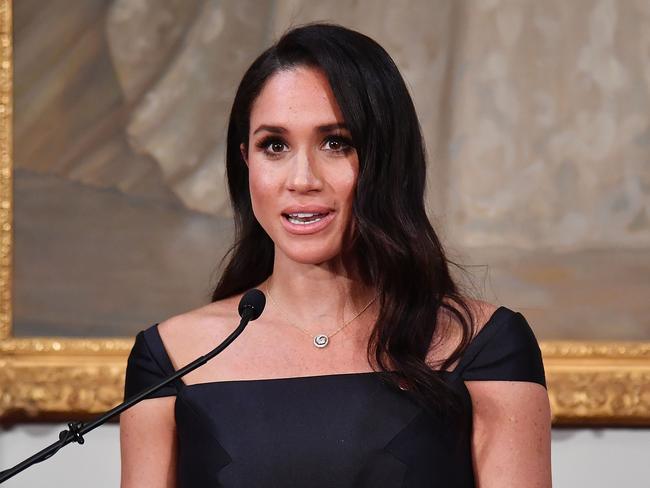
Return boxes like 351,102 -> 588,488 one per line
0,306 -> 258,484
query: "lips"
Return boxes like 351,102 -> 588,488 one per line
280,206 -> 336,235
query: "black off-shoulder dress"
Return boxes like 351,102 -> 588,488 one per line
123,306 -> 546,487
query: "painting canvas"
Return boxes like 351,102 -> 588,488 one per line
13,0 -> 251,337
12,0 -> 650,342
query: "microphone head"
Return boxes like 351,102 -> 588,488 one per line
238,288 -> 266,321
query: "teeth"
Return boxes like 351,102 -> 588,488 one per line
287,216 -> 323,225
284,211 -> 330,225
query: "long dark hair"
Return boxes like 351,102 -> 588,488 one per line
212,23 -> 475,417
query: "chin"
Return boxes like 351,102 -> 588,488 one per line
279,243 -> 342,266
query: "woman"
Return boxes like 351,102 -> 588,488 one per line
121,23 -> 551,487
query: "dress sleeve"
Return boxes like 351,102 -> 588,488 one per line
458,308 -> 546,388
123,326 -> 180,401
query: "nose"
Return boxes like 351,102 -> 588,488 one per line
286,148 -> 323,193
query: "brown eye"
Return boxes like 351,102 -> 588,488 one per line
255,136 -> 288,158
327,140 -> 341,150
323,135 -> 353,153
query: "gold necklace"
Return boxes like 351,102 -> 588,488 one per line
265,281 -> 378,349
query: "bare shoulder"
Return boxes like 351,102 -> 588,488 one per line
439,296 -> 499,337
427,297 -> 499,370
156,293 -> 244,370
468,298 -> 500,337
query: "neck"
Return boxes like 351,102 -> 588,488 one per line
265,251 -> 376,327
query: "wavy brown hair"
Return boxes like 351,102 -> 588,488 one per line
211,23 -> 476,417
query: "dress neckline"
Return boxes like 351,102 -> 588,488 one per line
181,370 -> 397,389
148,305 -> 510,389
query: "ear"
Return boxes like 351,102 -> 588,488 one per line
240,143 -> 249,166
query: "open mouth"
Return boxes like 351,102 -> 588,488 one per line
282,212 -> 330,225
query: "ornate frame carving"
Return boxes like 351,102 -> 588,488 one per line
0,0 -> 648,424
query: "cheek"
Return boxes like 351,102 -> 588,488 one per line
336,168 -> 358,206
248,163 -> 278,219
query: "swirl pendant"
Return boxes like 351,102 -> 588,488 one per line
265,280 -> 378,350
313,334 -> 329,348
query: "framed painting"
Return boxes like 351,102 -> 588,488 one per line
0,0 -> 648,424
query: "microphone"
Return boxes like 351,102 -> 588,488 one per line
239,288 -> 266,321
0,288 -> 266,484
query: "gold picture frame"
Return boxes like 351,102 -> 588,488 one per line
0,0 -> 648,424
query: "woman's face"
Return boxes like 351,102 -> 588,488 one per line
244,66 -> 359,265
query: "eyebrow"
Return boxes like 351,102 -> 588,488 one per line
252,122 -> 349,135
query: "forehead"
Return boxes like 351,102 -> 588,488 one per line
249,66 -> 345,128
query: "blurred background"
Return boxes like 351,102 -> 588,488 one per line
11,0 -> 650,340
2,0 -> 649,486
